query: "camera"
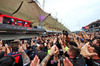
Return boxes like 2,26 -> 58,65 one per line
62,30 -> 68,36
60,57 -> 65,66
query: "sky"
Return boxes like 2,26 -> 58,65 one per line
38,0 -> 100,31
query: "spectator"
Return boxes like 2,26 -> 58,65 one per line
6,41 -> 27,66
92,39 -> 100,47
0,30 -> 100,66
0,56 -> 15,66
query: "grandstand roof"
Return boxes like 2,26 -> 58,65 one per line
0,0 -> 71,33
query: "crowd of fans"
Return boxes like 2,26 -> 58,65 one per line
0,30 -> 100,66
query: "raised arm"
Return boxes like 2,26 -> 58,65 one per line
53,46 -> 59,62
31,39 -> 38,55
5,44 -> 10,54
72,34 -> 81,48
59,38 -> 66,53
18,46 -> 30,65
40,45 -> 58,66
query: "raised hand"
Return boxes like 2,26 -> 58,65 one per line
18,46 -> 24,53
31,39 -> 35,47
80,42 -> 97,58
5,44 -> 8,48
40,45 -> 58,66
49,45 -> 58,55
30,55 -> 40,66
53,38 -> 57,44
59,38 -> 63,45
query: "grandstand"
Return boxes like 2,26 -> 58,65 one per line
82,20 -> 100,32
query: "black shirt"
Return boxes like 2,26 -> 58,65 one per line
86,58 -> 100,66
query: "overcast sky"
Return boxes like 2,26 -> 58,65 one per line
38,0 -> 100,31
